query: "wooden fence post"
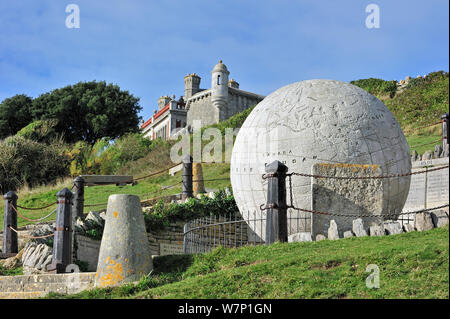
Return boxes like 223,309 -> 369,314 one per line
265,160 -> 288,245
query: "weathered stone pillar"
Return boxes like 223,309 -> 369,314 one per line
72,176 -> 85,221
442,113 -> 449,150
48,188 -> 73,273
95,194 -> 153,288
182,155 -> 193,201
265,160 -> 288,245
193,162 -> 206,196
2,191 -> 18,254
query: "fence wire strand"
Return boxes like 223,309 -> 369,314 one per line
8,225 -> 55,239
10,204 -> 57,223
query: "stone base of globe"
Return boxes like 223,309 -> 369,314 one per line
230,80 -> 411,242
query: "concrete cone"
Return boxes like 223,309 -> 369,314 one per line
95,194 -> 152,288
193,162 -> 206,195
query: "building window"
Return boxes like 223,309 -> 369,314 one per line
176,120 -> 181,128
217,75 -> 221,85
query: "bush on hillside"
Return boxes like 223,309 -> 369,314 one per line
144,189 -> 238,230
15,119 -> 61,143
68,133 -> 155,176
350,78 -> 398,98
0,136 -> 70,193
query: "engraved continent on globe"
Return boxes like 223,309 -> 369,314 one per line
230,79 -> 411,241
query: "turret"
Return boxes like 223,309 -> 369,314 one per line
157,96 -> 171,110
211,60 -> 230,111
228,78 -> 239,89
184,73 -> 201,100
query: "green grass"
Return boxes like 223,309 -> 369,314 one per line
0,162 -> 231,231
46,225 -> 449,299
0,265 -> 23,276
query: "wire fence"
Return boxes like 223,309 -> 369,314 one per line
183,210 -> 310,254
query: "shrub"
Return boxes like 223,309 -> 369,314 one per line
0,136 -> 70,193
15,119 -> 61,143
350,78 -> 398,98
143,189 -> 238,231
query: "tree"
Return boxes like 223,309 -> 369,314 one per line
30,81 -> 142,144
0,94 -> 33,139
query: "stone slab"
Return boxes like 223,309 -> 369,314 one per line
312,163 -> 384,239
159,242 -> 184,255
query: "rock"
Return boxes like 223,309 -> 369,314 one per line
343,231 -> 354,238
288,232 -> 312,242
403,223 -> 415,233
383,221 -> 403,235
430,210 -> 449,228
411,150 -> 418,162
434,145 -> 443,159
415,212 -> 434,231
421,150 -> 432,160
369,224 -> 384,236
99,211 -> 107,221
443,144 -> 449,157
84,211 -> 104,229
352,218 -> 368,237
327,220 -> 339,240
315,234 -> 326,241
1,256 -> 21,270
21,242 -> 52,275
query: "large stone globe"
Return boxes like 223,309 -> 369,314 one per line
230,79 -> 411,241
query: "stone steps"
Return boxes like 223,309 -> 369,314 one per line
0,272 -> 96,299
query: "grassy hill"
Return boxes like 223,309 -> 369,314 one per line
1,71 -> 448,230
47,225 -> 449,299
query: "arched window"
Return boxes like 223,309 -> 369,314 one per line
217,75 -> 221,85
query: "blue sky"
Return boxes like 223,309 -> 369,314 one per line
0,0 -> 448,122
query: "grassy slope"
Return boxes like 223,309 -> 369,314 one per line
48,225 -> 449,299
1,72 -> 448,228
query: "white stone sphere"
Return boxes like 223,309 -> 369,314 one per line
230,79 -> 411,241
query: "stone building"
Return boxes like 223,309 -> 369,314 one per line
141,60 -> 265,140
141,94 -> 187,140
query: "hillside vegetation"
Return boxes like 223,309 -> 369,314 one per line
47,225 -> 449,299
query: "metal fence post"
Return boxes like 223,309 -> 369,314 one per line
265,160 -> 288,245
47,187 -> 73,273
2,191 -> 18,254
442,113 -> 449,149
182,155 -> 193,201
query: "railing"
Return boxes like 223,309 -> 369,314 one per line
183,211 -> 310,254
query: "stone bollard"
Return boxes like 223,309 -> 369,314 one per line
95,194 -> 153,288
2,191 -> 18,254
72,176 -> 85,221
193,162 -> 206,196
182,155 -> 193,201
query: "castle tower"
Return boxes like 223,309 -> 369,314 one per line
211,60 -> 230,113
184,73 -> 201,100
157,96 -> 171,110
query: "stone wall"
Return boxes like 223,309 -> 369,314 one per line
186,93 -> 217,128
0,272 -> 96,299
402,157 -> 449,213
